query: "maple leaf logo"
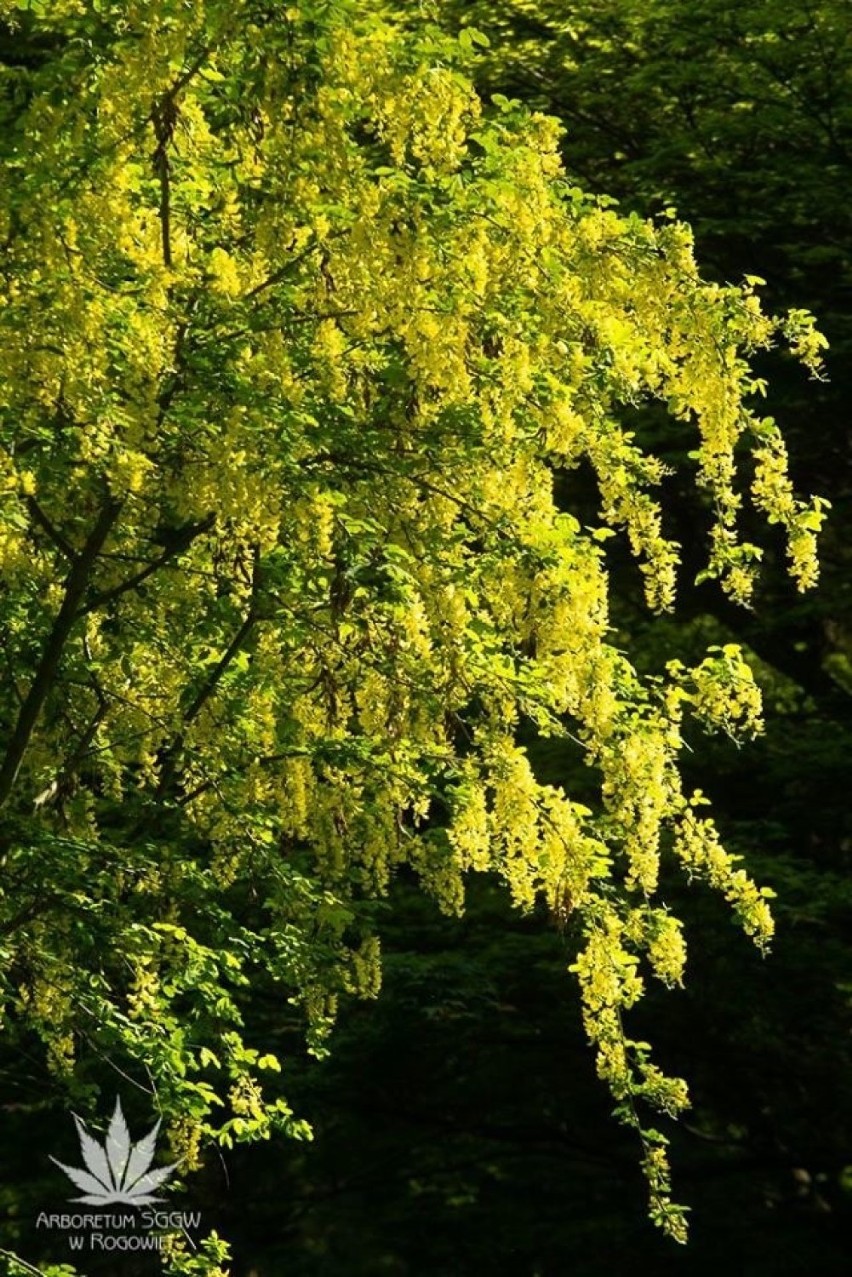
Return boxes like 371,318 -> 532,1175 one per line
50,1098 -> 178,1205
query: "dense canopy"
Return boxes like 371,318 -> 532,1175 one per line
0,0 -> 827,1261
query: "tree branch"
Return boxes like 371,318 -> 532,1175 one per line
26,496 -> 77,562
156,548 -> 262,799
0,499 -> 122,809
152,93 -> 178,268
185,608 -> 258,728
81,511 -> 216,614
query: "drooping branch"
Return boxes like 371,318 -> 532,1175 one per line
0,498 -> 123,809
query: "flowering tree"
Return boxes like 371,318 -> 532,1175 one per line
0,0 -> 827,1259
